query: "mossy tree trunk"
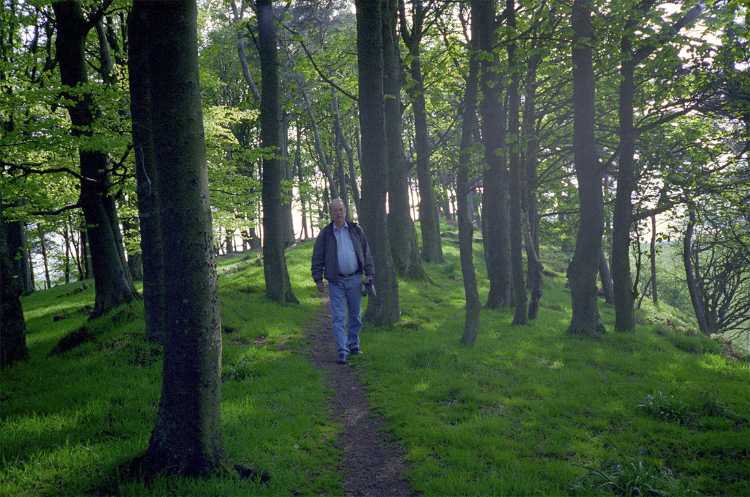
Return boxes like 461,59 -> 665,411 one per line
1,215 -> 28,368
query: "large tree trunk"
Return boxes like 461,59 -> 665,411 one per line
356,0 -> 400,326
459,1 -> 481,345
53,1 -> 135,316
1,217 -> 28,368
507,0 -> 527,325
8,223 -> 33,294
523,53 -> 542,320
135,0 -> 224,476
399,0 -> 442,263
128,7 -> 166,342
612,48 -> 636,332
476,0 -> 510,309
259,0 -> 297,304
382,0 -> 424,279
567,0 -> 604,337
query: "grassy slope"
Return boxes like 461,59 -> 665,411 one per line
0,245 -> 341,497
355,234 -> 750,496
2,236 -> 749,496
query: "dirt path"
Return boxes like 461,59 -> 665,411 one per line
305,301 -> 416,497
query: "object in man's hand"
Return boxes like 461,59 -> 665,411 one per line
365,280 -> 376,298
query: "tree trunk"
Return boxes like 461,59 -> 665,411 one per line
331,90 -> 350,211
295,124 -> 309,240
459,1 -> 481,345
12,223 -> 34,294
612,46 -> 636,331
53,1 -> 135,316
523,53 -> 542,320
567,0 -> 604,337
356,0 -> 400,326
63,223 -> 71,284
1,217 -> 28,368
476,0 -> 510,309
37,225 -> 51,290
507,0 -> 527,325
135,0 -> 224,476
650,213 -> 657,305
683,207 -> 710,335
80,228 -> 93,279
280,111 -> 295,246
383,0 -> 424,279
400,0 -> 442,263
128,6 -> 166,342
599,247 -> 614,304
259,0 -> 297,304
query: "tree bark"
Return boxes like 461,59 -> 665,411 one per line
567,0 -> 604,336
258,0 -> 297,304
10,223 -> 34,294
356,0 -> 400,325
523,52 -> 542,320
599,247 -> 614,304
650,213 -> 657,304
53,1 -> 136,316
683,207 -> 710,335
399,0 -> 443,263
280,111 -> 295,246
128,6 -> 166,342
476,0 -> 510,309
37,224 -> 51,290
136,0 -> 224,476
383,0 -> 424,279
1,217 -> 28,368
459,0 -> 481,345
507,0 -> 527,325
612,44 -> 636,331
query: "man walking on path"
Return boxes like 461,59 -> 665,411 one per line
312,198 -> 374,364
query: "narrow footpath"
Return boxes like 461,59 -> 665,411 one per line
305,301 -> 416,497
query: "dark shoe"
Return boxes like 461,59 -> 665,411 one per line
337,353 -> 348,364
349,347 -> 362,356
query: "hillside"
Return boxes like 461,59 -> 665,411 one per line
1,238 -> 749,496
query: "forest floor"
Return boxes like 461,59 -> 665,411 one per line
305,301 -> 415,497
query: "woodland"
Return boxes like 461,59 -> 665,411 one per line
0,0 -> 749,496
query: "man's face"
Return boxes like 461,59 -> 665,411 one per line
331,203 -> 345,226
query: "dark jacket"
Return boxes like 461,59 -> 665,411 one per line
311,221 -> 374,283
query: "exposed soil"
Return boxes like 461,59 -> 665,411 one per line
305,300 -> 417,497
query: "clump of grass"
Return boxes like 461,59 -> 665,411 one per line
638,391 -> 692,425
573,459 -> 696,497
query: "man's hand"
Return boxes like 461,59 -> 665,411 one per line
315,280 -> 326,294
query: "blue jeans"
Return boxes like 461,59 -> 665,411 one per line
328,274 -> 362,356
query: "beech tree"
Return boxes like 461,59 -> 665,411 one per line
131,0 -> 224,476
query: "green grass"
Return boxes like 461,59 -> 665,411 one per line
1,243 -> 341,497
353,238 -> 750,497
3,235 -> 749,497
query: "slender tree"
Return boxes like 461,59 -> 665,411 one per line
506,0 -> 527,325
459,0 -> 481,345
383,0 -> 424,278
567,0 -> 604,336
356,0 -> 400,325
399,0 -> 443,263
134,0 -> 224,475
259,0 -> 298,303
